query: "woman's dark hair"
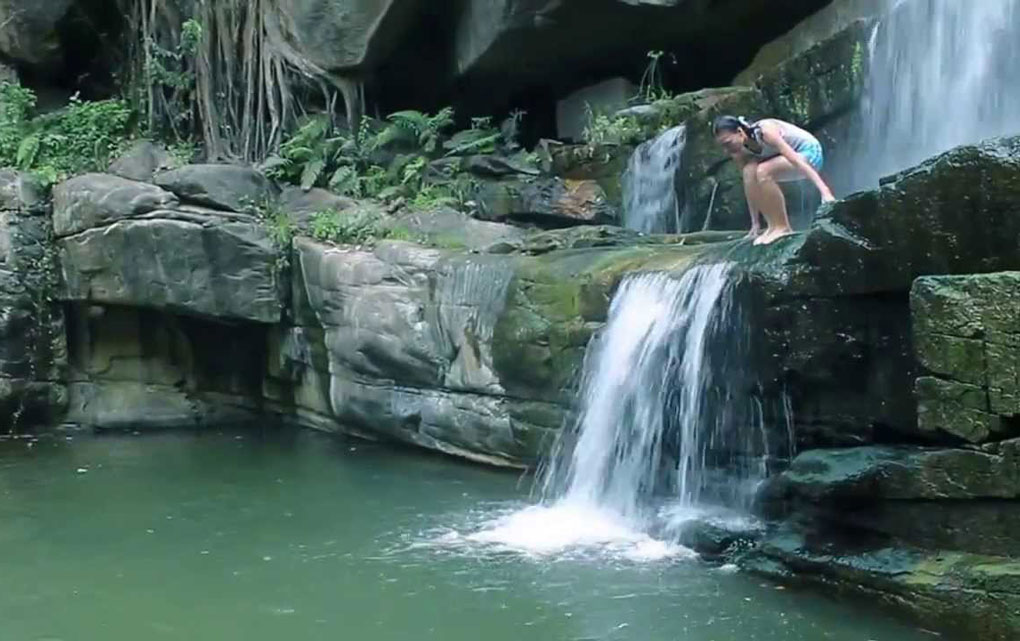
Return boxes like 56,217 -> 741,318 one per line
713,115 -> 754,136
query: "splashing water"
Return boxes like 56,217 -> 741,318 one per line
842,0 -> 1020,190
460,264 -> 783,559
622,125 -> 686,233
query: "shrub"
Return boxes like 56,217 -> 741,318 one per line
0,82 -> 134,184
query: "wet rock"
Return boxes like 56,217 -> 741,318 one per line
743,528 -> 1020,641
52,174 -> 179,237
911,272 -> 1020,442
760,441 -> 1020,507
784,136 -> 1020,298
474,177 -> 616,227
155,164 -> 276,212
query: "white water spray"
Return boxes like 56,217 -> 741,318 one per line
541,265 -> 734,520
622,125 -> 686,233
845,0 -> 1020,190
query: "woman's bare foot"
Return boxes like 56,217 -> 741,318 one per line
757,227 -> 794,245
744,227 -> 762,240
752,228 -> 772,245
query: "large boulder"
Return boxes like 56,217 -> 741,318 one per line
761,441 -> 1020,505
474,177 -> 617,227
55,172 -> 283,324
52,173 -> 179,237
0,0 -> 73,66
733,0 -> 890,85
108,141 -> 177,183
155,164 -> 276,212
59,215 -> 283,323
750,441 -> 1020,637
282,0 -> 424,71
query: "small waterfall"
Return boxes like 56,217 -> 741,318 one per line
464,263 -> 787,557
542,263 -> 780,516
621,125 -> 686,234
844,0 -> 1020,190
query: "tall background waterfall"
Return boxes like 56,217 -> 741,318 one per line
843,0 -> 1020,190
621,125 -> 686,233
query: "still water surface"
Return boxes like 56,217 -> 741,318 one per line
1,429 -> 940,641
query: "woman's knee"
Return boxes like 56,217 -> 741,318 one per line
755,162 -> 775,184
742,161 -> 759,184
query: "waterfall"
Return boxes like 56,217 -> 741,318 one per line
844,0 -> 1020,190
542,263 -> 776,516
465,263 -> 785,557
621,125 -> 686,234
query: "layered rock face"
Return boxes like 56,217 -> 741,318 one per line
37,161 -> 720,465
273,235 -> 709,466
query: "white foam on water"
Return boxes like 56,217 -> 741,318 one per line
453,503 -> 694,562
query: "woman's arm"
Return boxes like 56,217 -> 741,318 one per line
760,124 -> 836,202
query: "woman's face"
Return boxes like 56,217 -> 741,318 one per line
715,129 -> 746,154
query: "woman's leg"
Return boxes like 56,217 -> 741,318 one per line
741,160 -> 763,238
752,155 -> 802,245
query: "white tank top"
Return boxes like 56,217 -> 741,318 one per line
746,119 -> 818,159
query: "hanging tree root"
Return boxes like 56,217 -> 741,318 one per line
124,0 -> 364,163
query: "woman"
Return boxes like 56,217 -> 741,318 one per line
713,116 -> 835,245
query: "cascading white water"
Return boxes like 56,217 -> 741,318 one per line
541,265 -> 733,520
464,263 -> 781,558
462,263 -> 785,558
843,0 -> 1020,190
621,125 -> 686,234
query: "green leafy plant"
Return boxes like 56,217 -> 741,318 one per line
264,106 -> 501,211
309,207 -> 402,246
0,83 -> 134,185
242,197 -> 295,273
